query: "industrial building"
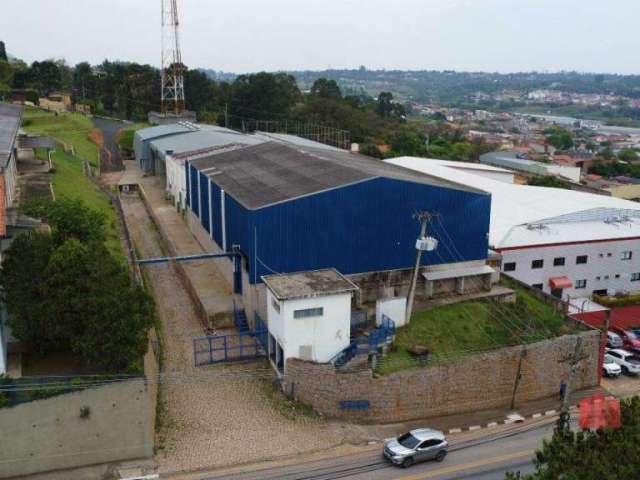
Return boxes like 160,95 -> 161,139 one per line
179,137 -> 493,321
387,156 -> 640,301
481,151 -> 581,182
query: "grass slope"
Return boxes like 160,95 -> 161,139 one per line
49,150 -> 124,262
22,108 -> 100,168
378,282 -> 576,374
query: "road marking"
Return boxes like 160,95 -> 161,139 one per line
532,413 -> 542,419
487,422 -> 498,428
449,428 -> 462,434
468,425 -> 481,431
545,409 -> 556,416
398,449 -> 533,480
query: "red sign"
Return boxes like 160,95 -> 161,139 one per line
579,394 -> 621,430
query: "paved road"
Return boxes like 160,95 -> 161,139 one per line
184,420 -> 556,480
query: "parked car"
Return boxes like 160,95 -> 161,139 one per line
606,349 -> 640,375
603,354 -> 622,378
611,327 -> 640,351
607,331 -> 624,349
383,428 -> 448,468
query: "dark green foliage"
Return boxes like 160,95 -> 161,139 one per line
590,159 -> 640,179
527,176 -> 572,189
544,126 -> 574,150
507,397 -> 640,479
0,201 -> 152,372
310,78 -> 342,99
618,148 -> 638,162
0,41 -> 7,62
376,91 -> 394,117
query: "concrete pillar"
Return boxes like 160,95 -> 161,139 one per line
456,277 -> 465,295
424,280 -> 434,299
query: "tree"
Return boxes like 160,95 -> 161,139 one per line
506,397 -> 640,479
618,148 -> 638,162
0,41 -> 6,62
544,126 -> 574,150
527,175 -> 571,189
28,60 -> 63,95
376,91 -> 394,117
310,78 -> 342,100
1,201 -> 153,372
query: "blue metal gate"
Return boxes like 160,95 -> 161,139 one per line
193,330 -> 267,366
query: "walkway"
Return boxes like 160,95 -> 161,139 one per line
121,159 -> 234,327
119,190 -> 351,475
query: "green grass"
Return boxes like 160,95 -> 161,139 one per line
377,281 -> 577,375
50,150 -> 124,262
22,107 -> 100,168
117,122 -> 147,154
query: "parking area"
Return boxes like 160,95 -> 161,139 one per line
602,372 -> 640,398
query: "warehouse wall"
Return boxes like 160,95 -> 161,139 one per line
283,329 -> 600,423
186,162 -> 491,285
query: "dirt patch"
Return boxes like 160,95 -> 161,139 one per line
88,128 -> 104,149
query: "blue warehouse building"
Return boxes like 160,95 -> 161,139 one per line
184,139 -> 492,320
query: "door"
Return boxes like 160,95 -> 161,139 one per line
416,439 -> 443,461
551,288 -> 563,299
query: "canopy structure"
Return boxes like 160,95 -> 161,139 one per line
549,276 -> 573,289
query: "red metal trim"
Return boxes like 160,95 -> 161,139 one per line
495,236 -> 640,252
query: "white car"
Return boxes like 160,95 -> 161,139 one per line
606,349 -> 640,375
603,354 -> 622,378
607,331 -> 623,349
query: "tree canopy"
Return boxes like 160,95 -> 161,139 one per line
0,199 -> 153,372
507,398 -> 640,480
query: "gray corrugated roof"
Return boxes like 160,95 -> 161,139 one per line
135,123 -> 196,141
190,141 -> 483,210
150,128 -> 265,157
0,104 -> 23,169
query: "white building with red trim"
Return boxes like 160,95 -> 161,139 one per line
386,156 -> 640,301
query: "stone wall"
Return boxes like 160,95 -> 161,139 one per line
283,330 -> 600,423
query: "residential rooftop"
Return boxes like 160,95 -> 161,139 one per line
262,268 -> 359,301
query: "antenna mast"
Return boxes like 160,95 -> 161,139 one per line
161,0 -> 185,114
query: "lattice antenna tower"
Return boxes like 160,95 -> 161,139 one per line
161,0 -> 185,114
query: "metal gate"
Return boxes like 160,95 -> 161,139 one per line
193,330 -> 267,366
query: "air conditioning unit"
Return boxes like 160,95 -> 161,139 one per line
416,237 -> 438,251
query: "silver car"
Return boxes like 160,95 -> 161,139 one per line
383,428 -> 448,468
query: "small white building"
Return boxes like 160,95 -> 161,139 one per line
262,269 -> 359,375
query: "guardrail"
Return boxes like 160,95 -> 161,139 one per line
331,316 -> 396,369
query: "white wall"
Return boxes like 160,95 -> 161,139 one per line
499,238 -> 640,299
376,297 -> 407,327
266,290 -> 351,369
545,164 -> 581,182
165,155 -> 187,209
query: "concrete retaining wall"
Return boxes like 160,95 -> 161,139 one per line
283,330 -> 600,423
0,338 -> 159,478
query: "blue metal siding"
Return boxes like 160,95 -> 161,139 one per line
185,162 -> 190,207
248,178 -> 490,283
190,175 -> 490,284
210,182 -> 223,247
199,173 -> 210,233
189,165 -> 199,217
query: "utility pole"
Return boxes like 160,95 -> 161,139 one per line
560,336 -> 584,420
405,211 -> 439,325
599,309 -> 611,383
510,347 -> 527,410
224,103 -> 228,128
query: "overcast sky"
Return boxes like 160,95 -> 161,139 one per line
2,0 -> 639,74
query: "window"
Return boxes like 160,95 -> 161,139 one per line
609,351 -> 620,359
271,298 -> 280,313
398,433 -> 421,449
575,279 -> 587,289
532,283 -> 543,290
596,276 -> 601,281
615,274 -> 621,279
605,275 -> 610,280
607,253 -> 612,257
503,262 -> 516,272
622,251 -> 633,261
632,273 -> 640,282
576,255 -> 588,264
599,253 -> 604,258
531,259 -> 544,269
553,257 -> 565,266
293,307 -> 324,319
419,439 -> 443,449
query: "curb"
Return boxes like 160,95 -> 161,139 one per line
447,407 -> 570,435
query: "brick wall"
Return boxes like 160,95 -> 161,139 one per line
283,330 -> 600,423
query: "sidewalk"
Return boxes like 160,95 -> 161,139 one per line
120,160 -> 233,328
